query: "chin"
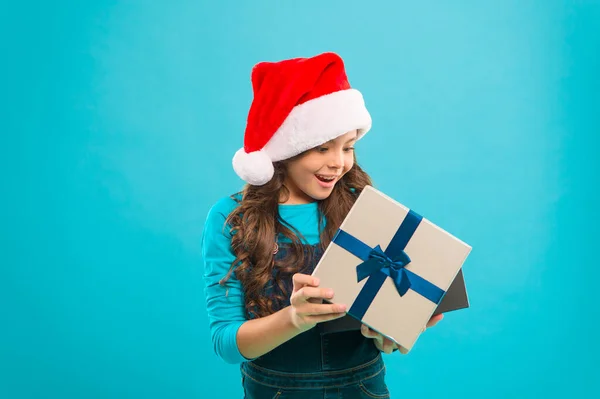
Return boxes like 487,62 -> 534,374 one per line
295,178 -> 338,202
309,187 -> 335,201
311,193 -> 332,201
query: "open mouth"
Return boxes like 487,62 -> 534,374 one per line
315,174 -> 337,183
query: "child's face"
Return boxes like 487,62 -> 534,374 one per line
282,130 -> 358,204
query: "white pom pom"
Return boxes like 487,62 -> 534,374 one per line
232,148 -> 274,186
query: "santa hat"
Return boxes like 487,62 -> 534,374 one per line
232,52 -> 372,185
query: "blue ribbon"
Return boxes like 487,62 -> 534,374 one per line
332,209 -> 446,320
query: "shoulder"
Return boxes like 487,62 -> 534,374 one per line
208,193 -> 242,219
204,193 -> 242,234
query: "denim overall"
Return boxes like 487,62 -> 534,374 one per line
240,243 -> 390,399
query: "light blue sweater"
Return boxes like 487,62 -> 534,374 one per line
201,194 -> 322,364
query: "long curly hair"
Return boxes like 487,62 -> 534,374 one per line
218,152 -> 373,319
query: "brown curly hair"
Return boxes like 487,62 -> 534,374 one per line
219,152 -> 372,319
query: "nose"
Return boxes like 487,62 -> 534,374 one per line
328,149 -> 345,170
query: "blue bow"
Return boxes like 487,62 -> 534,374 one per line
357,245 -> 413,297
332,209 -> 446,321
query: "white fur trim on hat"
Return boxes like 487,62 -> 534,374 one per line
264,88 -> 371,161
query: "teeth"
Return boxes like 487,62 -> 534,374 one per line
316,174 -> 336,181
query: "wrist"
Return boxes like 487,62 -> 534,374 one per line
282,305 -> 314,335
282,305 -> 302,334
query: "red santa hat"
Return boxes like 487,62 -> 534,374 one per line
232,52 -> 372,185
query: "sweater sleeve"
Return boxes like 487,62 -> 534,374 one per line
201,197 -> 256,364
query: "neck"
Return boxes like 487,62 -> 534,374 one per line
279,185 -> 316,205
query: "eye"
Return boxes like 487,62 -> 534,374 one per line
315,146 -> 328,153
343,147 -> 355,152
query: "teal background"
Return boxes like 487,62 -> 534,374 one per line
2,1 -> 599,398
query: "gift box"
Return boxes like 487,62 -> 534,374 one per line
312,185 -> 472,351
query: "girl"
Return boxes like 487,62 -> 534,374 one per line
202,52 -> 443,398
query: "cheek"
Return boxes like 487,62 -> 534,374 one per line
288,164 -> 316,186
298,160 -> 322,180
343,155 -> 355,172
297,171 -> 312,185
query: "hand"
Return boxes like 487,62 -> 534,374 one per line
288,273 -> 347,333
361,313 -> 444,354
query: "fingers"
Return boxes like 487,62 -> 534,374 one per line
298,286 -> 334,301
291,286 -> 336,308
291,284 -> 346,315
426,313 -> 444,328
363,314 -> 439,355
362,325 -> 408,355
302,312 -> 347,324
289,274 -> 348,328
300,302 -> 347,315
292,273 -> 319,293
361,326 -> 385,345
374,335 -> 395,354
363,326 -> 385,352
382,337 -> 396,354
362,326 -> 398,354
361,324 -> 380,339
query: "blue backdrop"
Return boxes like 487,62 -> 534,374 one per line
2,1 -> 599,398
